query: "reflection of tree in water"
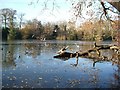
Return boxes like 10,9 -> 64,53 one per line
87,69 -> 100,88
80,42 -> 93,51
24,43 -> 42,58
2,43 -> 16,68
111,63 -> 120,88
43,41 -> 68,53
113,40 -> 120,88
111,38 -> 120,88
23,42 -> 64,58
117,65 -> 120,88
86,50 -> 120,88
54,42 -> 120,88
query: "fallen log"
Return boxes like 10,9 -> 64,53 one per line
57,46 -> 69,54
54,49 -> 97,59
78,48 -> 101,57
54,43 -> 120,61
54,52 -> 78,60
94,42 -> 119,51
54,44 -> 120,67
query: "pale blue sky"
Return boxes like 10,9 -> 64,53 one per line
0,0 -> 73,22
0,0 -> 119,24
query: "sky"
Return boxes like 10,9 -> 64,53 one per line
0,0 -> 73,23
0,0 -> 119,25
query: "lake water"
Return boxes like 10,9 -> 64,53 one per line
1,40 -> 120,88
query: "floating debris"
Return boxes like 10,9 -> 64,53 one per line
68,79 -> 81,87
20,86 -> 23,88
38,77 -> 42,80
8,76 -> 16,81
25,81 -> 28,84
25,78 -> 28,81
13,85 -> 17,88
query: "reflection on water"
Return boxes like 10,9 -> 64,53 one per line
2,40 -> 120,88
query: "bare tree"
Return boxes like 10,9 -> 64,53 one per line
18,13 -> 25,29
29,0 -> 120,19
0,8 -> 11,29
31,0 -> 119,43
0,8 -> 17,29
8,9 -> 16,30
0,8 -> 17,40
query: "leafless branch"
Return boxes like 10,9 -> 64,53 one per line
52,0 -> 55,11
100,1 -> 116,24
107,7 -> 120,15
100,12 -> 104,21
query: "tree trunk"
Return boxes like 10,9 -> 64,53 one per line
4,15 -> 7,29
